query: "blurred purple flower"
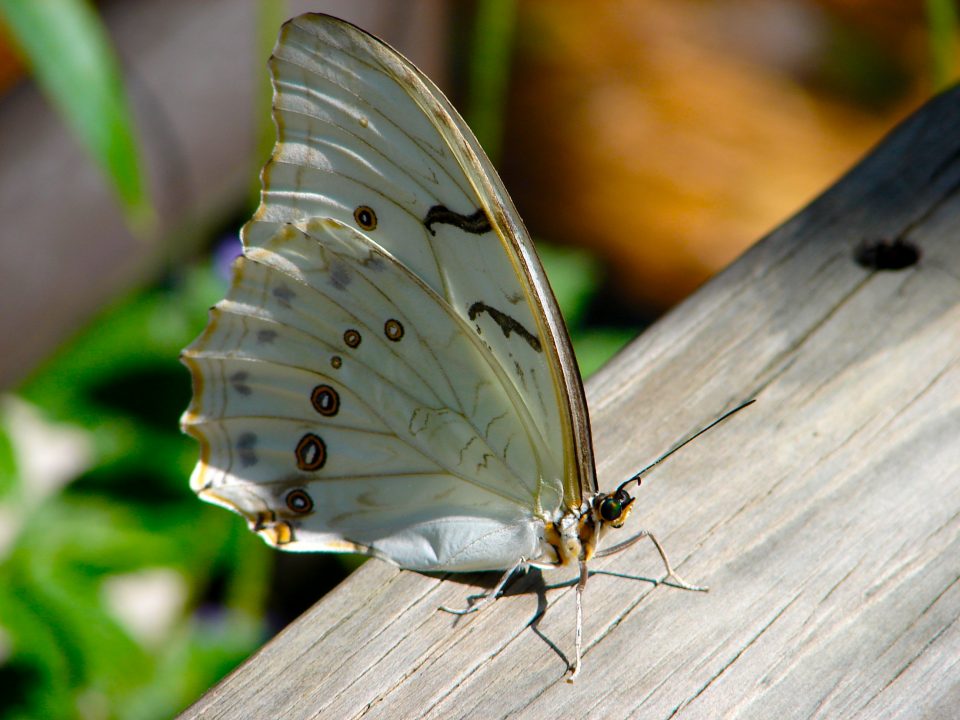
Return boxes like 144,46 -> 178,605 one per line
213,233 -> 243,281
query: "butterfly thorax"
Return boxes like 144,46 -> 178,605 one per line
539,488 -> 636,567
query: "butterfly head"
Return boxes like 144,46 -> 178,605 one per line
595,485 -> 637,529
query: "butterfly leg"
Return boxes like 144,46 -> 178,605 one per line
645,532 -> 708,592
565,559 -> 589,682
596,530 -> 708,592
438,558 -> 527,615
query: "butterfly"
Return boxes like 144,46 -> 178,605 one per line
180,12 -> 734,680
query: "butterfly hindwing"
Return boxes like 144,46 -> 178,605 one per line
183,219 -> 562,569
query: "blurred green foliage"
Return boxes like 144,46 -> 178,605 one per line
0,266 -> 274,719
253,0 -> 290,191
0,0 -> 153,232
539,243 -> 637,377
464,0 -> 517,164
927,0 -> 960,89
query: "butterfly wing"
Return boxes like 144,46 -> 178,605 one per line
264,14 -> 595,502
181,14 -> 595,571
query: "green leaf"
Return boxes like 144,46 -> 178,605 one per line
0,419 -> 16,500
927,0 -> 960,89
466,0 -> 517,162
573,328 -> 636,378
0,0 -> 154,231
254,0 -> 289,191
537,241 -> 601,328
538,242 -> 638,377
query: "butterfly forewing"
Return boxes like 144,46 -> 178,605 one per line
181,14 -> 595,571
270,15 -> 595,496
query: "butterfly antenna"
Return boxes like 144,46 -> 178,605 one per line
615,399 -> 756,494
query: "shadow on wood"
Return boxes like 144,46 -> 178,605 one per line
179,85 -> 960,719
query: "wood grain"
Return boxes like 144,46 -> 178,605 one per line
179,86 -> 960,719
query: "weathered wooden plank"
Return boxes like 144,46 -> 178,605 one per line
179,85 -> 960,720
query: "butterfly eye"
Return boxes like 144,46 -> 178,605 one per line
285,489 -> 314,514
353,205 -> 377,231
599,497 -> 623,523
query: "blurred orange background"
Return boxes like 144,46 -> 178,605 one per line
500,0 -> 946,307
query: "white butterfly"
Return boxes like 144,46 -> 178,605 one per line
181,13 -> 719,680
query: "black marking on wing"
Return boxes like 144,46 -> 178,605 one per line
311,384 -> 340,417
285,488 -> 314,514
513,360 -> 525,384
329,260 -> 351,290
237,432 -> 258,467
273,284 -> 295,308
468,301 -> 542,353
295,433 -> 326,471
229,370 -> 251,396
423,206 -> 492,236
458,436 -> 478,466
